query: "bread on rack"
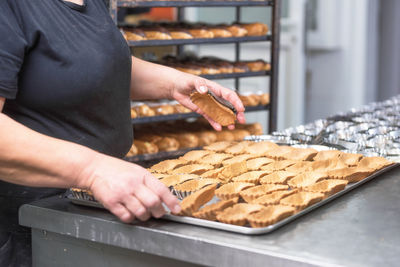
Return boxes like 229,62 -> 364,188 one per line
122,28 -> 147,41
164,26 -> 194,39
135,104 -> 156,117
133,140 -> 159,154
152,104 -> 175,116
208,25 -> 233,38
155,137 -> 180,152
240,22 -> 268,36
188,24 -> 214,38
245,59 -> 270,72
141,26 -> 172,40
226,24 -> 248,37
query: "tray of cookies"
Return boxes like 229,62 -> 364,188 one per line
68,140 -> 398,235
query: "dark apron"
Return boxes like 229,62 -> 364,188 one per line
0,181 -> 65,267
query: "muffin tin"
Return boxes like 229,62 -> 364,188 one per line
268,95 -> 400,162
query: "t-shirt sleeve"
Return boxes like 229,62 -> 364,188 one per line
0,1 -> 27,99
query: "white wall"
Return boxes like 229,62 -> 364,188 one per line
305,0 -> 379,122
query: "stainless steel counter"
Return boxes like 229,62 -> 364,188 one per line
20,166 -> 400,267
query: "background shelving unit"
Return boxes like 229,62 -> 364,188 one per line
109,0 -> 281,161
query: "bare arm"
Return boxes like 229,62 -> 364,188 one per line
0,97 -> 180,222
130,57 -> 246,130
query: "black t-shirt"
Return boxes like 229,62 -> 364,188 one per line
0,0 -> 133,201
0,0 -> 133,158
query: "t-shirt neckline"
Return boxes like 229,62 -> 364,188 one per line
59,0 -> 87,12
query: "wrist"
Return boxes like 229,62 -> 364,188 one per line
71,147 -> 102,190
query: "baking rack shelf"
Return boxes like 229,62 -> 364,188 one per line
117,0 -> 273,8
126,35 -> 271,47
201,71 -> 271,80
131,104 -> 270,124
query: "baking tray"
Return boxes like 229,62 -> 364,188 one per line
67,163 -> 398,235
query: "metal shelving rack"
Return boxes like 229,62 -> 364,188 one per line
109,0 -> 281,132
109,0 -> 280,162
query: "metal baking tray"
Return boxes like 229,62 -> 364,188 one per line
67,163 -> 398,235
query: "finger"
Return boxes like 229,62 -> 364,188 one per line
107,203 -> 135,223
144,176 -> 181,214
227,124 -> 235,130
122,195 -> 151,221
134,184 -> 166,218
236,111 -> 246,124
194,79 -> 208,94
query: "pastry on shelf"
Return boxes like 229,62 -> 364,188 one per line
194,131 -> 218,146
240,184 -> 289,203
259,93 -> 270,105
232,62 -> 250,73
130,108 -> 138,119
214,130 -> 235,141
226,24 -> 248,37
177,184 -> 218,216
247,205 -> 296,228
238,94 -> 260,107
215,182 -> 254,200
135,104 -> 156,117
125,143 -> 138,157
302,179 -> 348,198
280,191 -> 324,211
133,140 -> 159,155
231,129 -> 251,141
152,104 -> 175,116
164,25 -> 194,39
190,92 -> 236,126
193,197 -> 239,221
155,137 -> 179,152
240,22 -> 268,36
142,26 -> 172,40
245,59 -> 270,72
122,28 -> 147,41
168,133 -> 199,148
208,25 -> 233,38
216,203 -> 264,226
173,103 -> 192,114
188,24 -> 214,38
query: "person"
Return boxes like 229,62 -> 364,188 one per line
0,0 -> 246,266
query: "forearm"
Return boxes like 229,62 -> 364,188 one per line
130,56 -> 189,100
0,113 -> 96,189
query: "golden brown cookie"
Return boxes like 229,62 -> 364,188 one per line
180,150 -> 212,163
259,171 -> 297,185
192,197 -> 239,221
150,159 -> 188,174
178,184 -> 218,216
313,150 -> 343,161
204,141 -> 236,152
216,203 -> 264,226
215,182 -> 255,200
231,170 -> 270,184
246,157 -> 275,171
338,153 -> 363,166
357,157 -> 394,171
171,163 -> 214,175
327,167 -> 374,183
280,191 -> 324,211
190,92 -> 236,126
251,190 -> 296,205
160,174 -> 199,188
287,171 -> 328,188
240,184 -> 289,203
302,179 -> 348,198
247,205 -> 296,228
